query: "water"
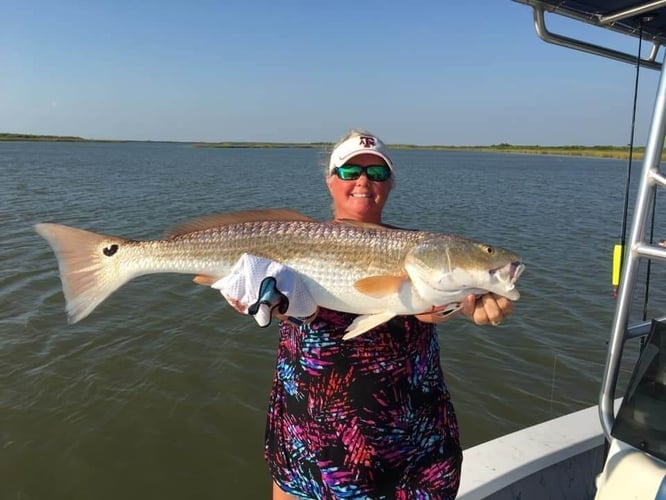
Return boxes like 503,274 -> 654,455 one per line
2,142 -> 665,499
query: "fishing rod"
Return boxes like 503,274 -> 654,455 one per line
612,18 -> 659,350
613,19 -> 644,298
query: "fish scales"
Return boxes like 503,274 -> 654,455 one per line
152,221 -> 428,285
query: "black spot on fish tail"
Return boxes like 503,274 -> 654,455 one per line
103,244 -> 118,257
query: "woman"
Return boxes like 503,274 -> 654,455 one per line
264,129 -> 514,499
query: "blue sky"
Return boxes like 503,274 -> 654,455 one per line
1,0 -> 663,145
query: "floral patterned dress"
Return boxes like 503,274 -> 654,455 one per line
264,308 -> 462,499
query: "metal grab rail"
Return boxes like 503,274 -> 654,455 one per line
532,6 -> 662,70
598,0 -> 666,26
513,0 -> 665,70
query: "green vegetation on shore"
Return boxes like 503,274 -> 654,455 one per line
394,143 -> 656,160
192,141 -> 330,149
2,133 -> 660,160
194,141 -> 657,160
0,133 -> 122,143
1,133 -> 88,142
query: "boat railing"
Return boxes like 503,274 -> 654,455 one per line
599,64 -> 666,438
531,2 -> 661,68
514,0 -> 666,69
513,0 -> 666,440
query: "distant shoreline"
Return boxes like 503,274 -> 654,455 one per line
0,133 -> 653,160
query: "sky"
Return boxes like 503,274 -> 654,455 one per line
1,0 -> 664,146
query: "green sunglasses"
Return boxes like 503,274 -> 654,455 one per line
332,164 -> 392,182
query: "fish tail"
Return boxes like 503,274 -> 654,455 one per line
35,223 -> 134,323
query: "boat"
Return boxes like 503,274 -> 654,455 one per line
458,1 -> 666,498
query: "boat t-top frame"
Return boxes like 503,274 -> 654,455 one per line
514,0 -> 666,439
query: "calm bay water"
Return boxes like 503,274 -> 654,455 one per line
2,142 -> 665,499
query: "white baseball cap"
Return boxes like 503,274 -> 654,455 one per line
328,133 -> 394,173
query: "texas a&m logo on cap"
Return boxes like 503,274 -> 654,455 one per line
329,132 -> 392,172
359,136 -> 376,148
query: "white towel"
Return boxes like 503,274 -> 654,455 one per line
211,253 -> 318,327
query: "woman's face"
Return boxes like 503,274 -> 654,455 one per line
326,153 -> 393,224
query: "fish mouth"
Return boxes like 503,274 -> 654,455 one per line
491,261 -> 524,288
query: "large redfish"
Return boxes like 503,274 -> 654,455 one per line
35,209 -> 524,339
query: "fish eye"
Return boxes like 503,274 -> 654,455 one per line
483,245 -> 495,255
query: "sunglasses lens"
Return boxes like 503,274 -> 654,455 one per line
366,165 -> 391,181
336,166 -> 363,180
335,165 -> 391,182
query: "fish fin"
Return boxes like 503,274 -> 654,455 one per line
34,223 -> 134,323
353,275 -> 409,298
335,219 -> 395,230
164,209 -> 315,238
343,312 -> 397,340
193,274 -> 218,286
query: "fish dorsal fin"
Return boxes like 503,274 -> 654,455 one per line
335,219 -> 397,231
354,274 -> 409,298
165,209 -> 315,238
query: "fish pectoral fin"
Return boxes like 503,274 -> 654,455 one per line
193,274 -> 218,286
342,312 -> 397,340
353,275 -> 409,298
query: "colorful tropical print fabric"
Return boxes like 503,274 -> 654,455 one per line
265,308 -> 462,499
